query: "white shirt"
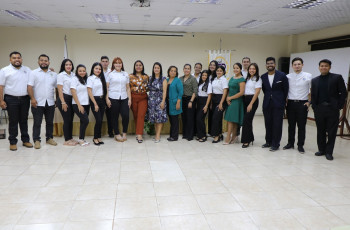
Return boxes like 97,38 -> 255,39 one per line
0,64 -> 31,96
242,70 -> 248,79
106,70 -> 129,100
57,71 -> 75,95
70,77 -> 89,105
104,68 -> 111,78
28,68 -> 57,106
245,76 -> 262,95
287,71 -> 312,100
193,73 -> 201,83
87,75 -> 103,97
268,74 -> 275,87
198,82 -> 213,97
212,76 -> 228,94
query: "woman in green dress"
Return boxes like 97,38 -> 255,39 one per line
224,63 -> 246,144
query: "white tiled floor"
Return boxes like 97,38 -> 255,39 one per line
0,116 -> 350,229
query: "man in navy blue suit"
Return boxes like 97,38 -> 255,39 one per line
261,57 -> 289,151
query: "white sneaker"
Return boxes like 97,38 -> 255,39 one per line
154,139 -> 161,143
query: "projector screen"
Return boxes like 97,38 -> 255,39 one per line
290,47 -> 350,85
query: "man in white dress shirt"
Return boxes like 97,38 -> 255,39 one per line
0,51 -> 33,151
283,57 -> 312,153
100,55 -> 113,137
242,57 -> 251,79
28,54 -> 58,149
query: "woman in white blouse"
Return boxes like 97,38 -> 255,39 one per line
87,62 -> 107,146
71,64 -> 90,146
196,70 -> 212,142
106,57 -> 131,142
57,59 -> 77,146
241,63 -> 262,148
210,65 -> 228,143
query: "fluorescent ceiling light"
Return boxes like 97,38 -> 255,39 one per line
237,20 -> 270,28
5,10 -> 41,20
189,0 -> 222,4
92,14 -> 119,23
283,0 -> 335,9
170,17 -> 198,26
96,30 -> 186,37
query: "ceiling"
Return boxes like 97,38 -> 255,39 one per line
0,0 -> 350,35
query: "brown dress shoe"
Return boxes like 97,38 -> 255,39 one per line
10,144 -> 17,151
23,142 -> 33,148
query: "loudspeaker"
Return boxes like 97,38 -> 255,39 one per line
278,57 -> 290,75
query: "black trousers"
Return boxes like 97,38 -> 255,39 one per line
314,104 -> 339,156
211,94 -> 227,137
72,104 -> 90,140
208,105 -> 213,136
110,98 -> 129,135
4,94 -> 30,145
286,100 -> 308,147
105,106 -> 113,136
196,96 -> 208,139
57,94 -> 74,141
90,96 -> 106,139
263,103 -> 284,148
182,96 -> 196,139
31,101 -> 55,142
241,95 -> 259,143
167,99 -> 179,140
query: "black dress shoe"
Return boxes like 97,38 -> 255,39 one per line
167,137 -> 177,141
315,151 -> 325,156
182,136 -> 188,139
262,143 -> 271,148
269,146 -> 279,152
326,154 -> 334,161
187,138 -> 193,141
108,134 -> 114,138
99,141 -> 104,145
297,146 -> 305,154
93,139 -> 100,146
212,138 -> 220,143
283,143 -> 294,150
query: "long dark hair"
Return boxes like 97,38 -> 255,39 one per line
208,60 -> 218,82
90,62 -> 107,98
133,60 -> 145,75
59,59 -> 74,73
246,63 -> 260,82
150,62 -> 163,85
75,64 -> 88,85
233,62 -> 243,77
198,70 -> 210,92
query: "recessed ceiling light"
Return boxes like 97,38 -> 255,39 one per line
170,17 -> 198,26
5,10 -> 41,20
237,20 -> 270,28
189,0 -> 222,4
283,0 -> 335,9
92,14 -> 119,23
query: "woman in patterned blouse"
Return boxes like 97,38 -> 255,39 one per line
147,62 -> 167,143
129,60 -> 149,143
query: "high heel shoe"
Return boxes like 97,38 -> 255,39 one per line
93,139 -> 100,146
242,141 -> 253,148
212,137 -> 220,143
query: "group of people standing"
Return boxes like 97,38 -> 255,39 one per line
0,51 -> 347,160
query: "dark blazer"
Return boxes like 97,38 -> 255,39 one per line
261,70 -> 289,109
311,73 -> 347,110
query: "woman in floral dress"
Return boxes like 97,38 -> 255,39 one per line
147,62 -> 167,143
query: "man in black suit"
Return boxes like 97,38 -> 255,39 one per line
311,59 -> 347,161
261,57 -> 289,151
